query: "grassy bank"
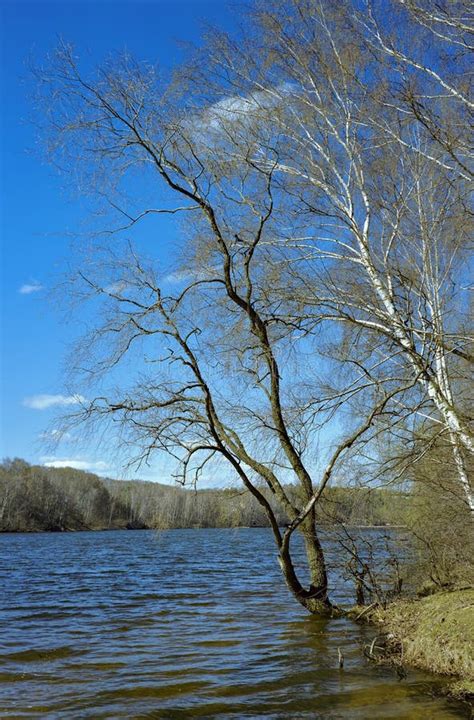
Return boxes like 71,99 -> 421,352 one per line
364,589 -> 474,699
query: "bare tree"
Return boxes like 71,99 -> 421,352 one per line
360,0 -> 473,180
34,37 -> 425,613
177,0 -> 473,509
35,0 -> 472,615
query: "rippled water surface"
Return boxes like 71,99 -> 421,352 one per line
0,529 -> 469,718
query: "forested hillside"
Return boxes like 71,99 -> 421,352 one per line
0,459 -> 144,532
0,459 -> 407,532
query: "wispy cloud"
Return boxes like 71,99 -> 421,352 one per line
163,269 -> 194,285
39,429 -> 73,442
163,265 -> 219,286
198,83 -> 293,132
23,394 -> 86,410
104,281 -> 128,294
19,283 -> 44,295
41,457 -> 110,473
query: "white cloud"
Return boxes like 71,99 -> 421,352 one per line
23,394 -> 86,410
41,457 -> 110,473
104,281 -> 128,294
208,92 -> 264,124
19,283 -> 44,295
163,269 -> 194,285
163,265 -> 219,286
200,83 -> 293,131
39,429 -> 73,442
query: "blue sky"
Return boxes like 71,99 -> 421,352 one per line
0,0 -> 237,480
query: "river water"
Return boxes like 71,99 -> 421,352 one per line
0,528 -> 469,719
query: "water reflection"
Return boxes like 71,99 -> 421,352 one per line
0,528 -> 469,718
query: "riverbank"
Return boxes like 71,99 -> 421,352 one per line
354,589 -> 474,700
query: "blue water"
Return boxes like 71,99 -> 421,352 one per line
0,528 -> 469,718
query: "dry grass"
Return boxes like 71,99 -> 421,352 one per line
373,589 -> 474,698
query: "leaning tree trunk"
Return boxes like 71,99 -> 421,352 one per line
278,513 -> 332,615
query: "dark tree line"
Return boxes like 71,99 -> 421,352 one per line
0,459 -> 141,532
0,459 -> 407,532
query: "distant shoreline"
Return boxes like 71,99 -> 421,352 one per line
2,461 -> 409,533
1,523 -> 408,535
